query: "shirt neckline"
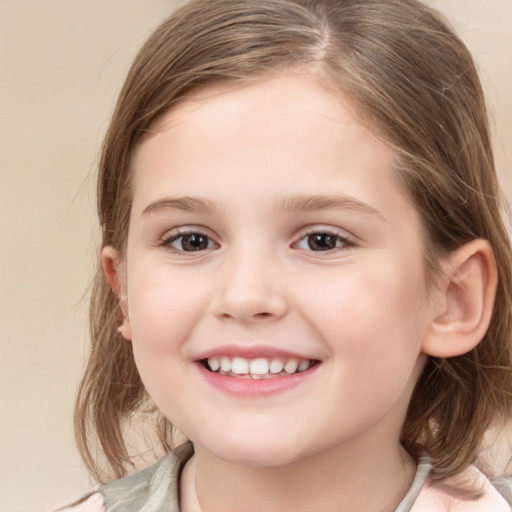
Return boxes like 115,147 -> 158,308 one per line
395,455 -> 432,512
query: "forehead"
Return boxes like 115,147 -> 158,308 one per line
153,71 -> 362,129
130,72 -> 414,225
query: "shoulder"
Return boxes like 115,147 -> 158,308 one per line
56,492 -> 105,512
412,465 -> 511,511
98,442 -> 193,510
58,442 -> 194,512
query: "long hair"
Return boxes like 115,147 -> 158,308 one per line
75,0 -> 512,483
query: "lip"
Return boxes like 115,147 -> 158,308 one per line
196,344 -> 315,361
195,359 -> 320,398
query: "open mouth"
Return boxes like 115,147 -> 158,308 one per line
202,356 -> 318,379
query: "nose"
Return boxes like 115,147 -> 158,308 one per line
211,250 -> 289,323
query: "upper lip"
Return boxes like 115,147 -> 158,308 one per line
195,344 -> 318,361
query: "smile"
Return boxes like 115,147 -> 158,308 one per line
204,356 -> 315,379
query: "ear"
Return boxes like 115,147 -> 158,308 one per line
421,239 -> 497,358
102,246 -> 132,341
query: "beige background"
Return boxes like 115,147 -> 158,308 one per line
0,1 -> 510,511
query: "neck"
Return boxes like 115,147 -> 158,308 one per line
183,437 -> 416,512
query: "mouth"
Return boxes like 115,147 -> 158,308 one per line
201,356 -> 318,379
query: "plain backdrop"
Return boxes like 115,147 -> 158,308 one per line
0,1 -> 510,511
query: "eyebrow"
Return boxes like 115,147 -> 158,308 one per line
142,196 -> 220,216
278,194 -> 386,221
142,194 -> 386,221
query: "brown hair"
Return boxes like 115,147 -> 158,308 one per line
75,0 -> 512,483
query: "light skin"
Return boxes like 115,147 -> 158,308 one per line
103,72 -> 496,512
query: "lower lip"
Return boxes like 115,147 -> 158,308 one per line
196,363 -> 319,397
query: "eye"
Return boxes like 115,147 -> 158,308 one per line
295,231 -> 353,252
165,232 -> 217,252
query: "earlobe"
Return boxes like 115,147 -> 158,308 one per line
422,239 -> 497,358
102,246 -> 132,341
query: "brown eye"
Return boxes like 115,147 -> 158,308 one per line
306,233 -> 338,251
171,233 -> 213,251
296,231 -> 353,253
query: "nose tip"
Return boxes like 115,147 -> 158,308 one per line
216,292 -> 288,323
212,260 -> 288,323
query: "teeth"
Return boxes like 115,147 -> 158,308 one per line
249,358 -> 269,375
231,357 -> 249,374
269,358 -> 284,374
284,359 -> 298,374
220,357 -> 231,372
206,356 -> 313,376
208,357 -> 220,372
298,360 -> 310,372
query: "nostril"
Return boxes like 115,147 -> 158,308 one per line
254,312 -> 272,319
214,290 -> 288,323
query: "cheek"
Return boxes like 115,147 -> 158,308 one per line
306,268 -> 427,428
297,258 -> 427,369
125,266 -> 205,418
126,263 -> 208,359
302,257 -> 424,320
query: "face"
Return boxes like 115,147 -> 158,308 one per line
117,73 -> 438,467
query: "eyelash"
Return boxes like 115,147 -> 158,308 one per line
158,228 -> 356,255
159,229 -> 218,254
294,229 -> 355,254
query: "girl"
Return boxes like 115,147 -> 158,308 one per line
64,0 -> 512,510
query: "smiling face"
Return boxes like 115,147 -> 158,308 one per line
116,72 -> 438,467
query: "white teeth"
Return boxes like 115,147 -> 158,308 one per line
220,357 -> 231,372
249,358 -> 269,375
231,357 -> 249,374
298,360 -> 310,372
206,356 -> 313,376
284,359 -> 298,374
269,358 -> 284,374
208,357 -> 220,372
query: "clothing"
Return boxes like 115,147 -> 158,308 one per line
59,443 -> 511,512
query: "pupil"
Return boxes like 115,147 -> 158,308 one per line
308,233 -> 336,251
183,234 -> 208,251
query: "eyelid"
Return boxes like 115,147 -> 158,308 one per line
156,224 -> 357,257
292,226 -> 357,254
158,226 -> 220,254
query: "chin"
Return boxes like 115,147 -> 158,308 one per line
192,430 -> 313,468
215,447 -> 303,468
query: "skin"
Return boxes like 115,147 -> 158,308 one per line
103,72 -> 497,512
